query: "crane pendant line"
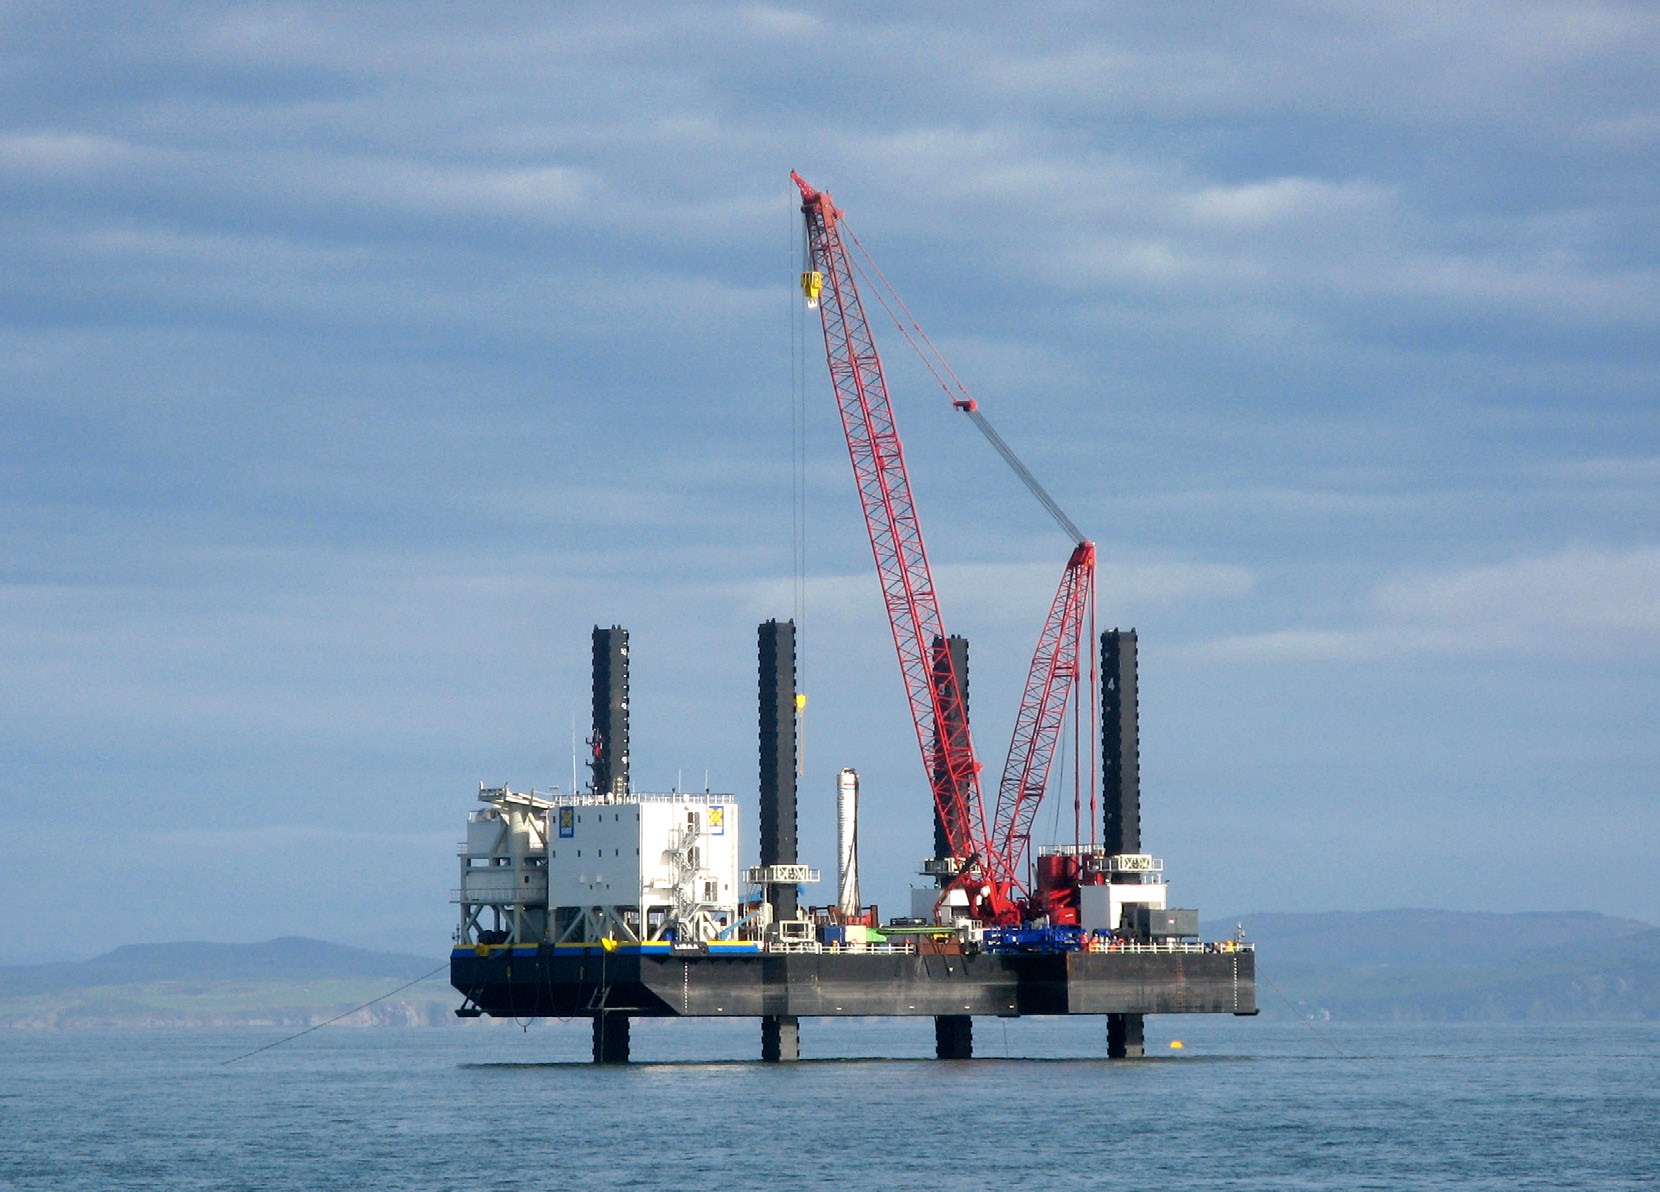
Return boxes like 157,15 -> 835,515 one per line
792,172 -> 992,899
825,203 -> 1101,897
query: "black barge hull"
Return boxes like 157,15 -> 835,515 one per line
451,947 -> 1256,1019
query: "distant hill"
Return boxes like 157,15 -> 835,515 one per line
1212,909 -> 1660,1021
0,937 -> 455,1029
0,937 -> 436,992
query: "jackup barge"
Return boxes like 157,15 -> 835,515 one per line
450,624 -> 1256,1062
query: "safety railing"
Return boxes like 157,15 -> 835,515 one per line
1083,938 -> 1254,955
765,938 -> 917,955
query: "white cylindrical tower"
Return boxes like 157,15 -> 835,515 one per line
836,768 -> 860,917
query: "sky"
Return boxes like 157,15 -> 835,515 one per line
3,2 -> 1656,962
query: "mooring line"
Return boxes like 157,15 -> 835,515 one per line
1260,972 -> 1348,1059
220,962 -> 450,1065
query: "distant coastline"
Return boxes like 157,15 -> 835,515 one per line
1211,909 -> 1659,1023
3,912 -> 1655,1028
0,938 -> 456,1030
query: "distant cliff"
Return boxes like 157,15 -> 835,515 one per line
1212,909 -> 1660,1021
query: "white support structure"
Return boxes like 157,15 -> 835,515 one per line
455,786 -> 552,944
455,787 -> 743,946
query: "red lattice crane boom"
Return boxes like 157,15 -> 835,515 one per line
794,172 -> 1094,925
792,172 -> 1006,918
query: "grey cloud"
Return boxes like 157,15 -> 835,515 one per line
1187,546 -> 1660,663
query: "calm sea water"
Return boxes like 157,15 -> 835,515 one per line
3,1017 -> 1656,1190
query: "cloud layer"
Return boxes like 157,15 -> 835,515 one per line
2,2 -> 1656,956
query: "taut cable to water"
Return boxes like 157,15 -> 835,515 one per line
220,961 -> 450,1065
1261,972 -> 1349,1058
